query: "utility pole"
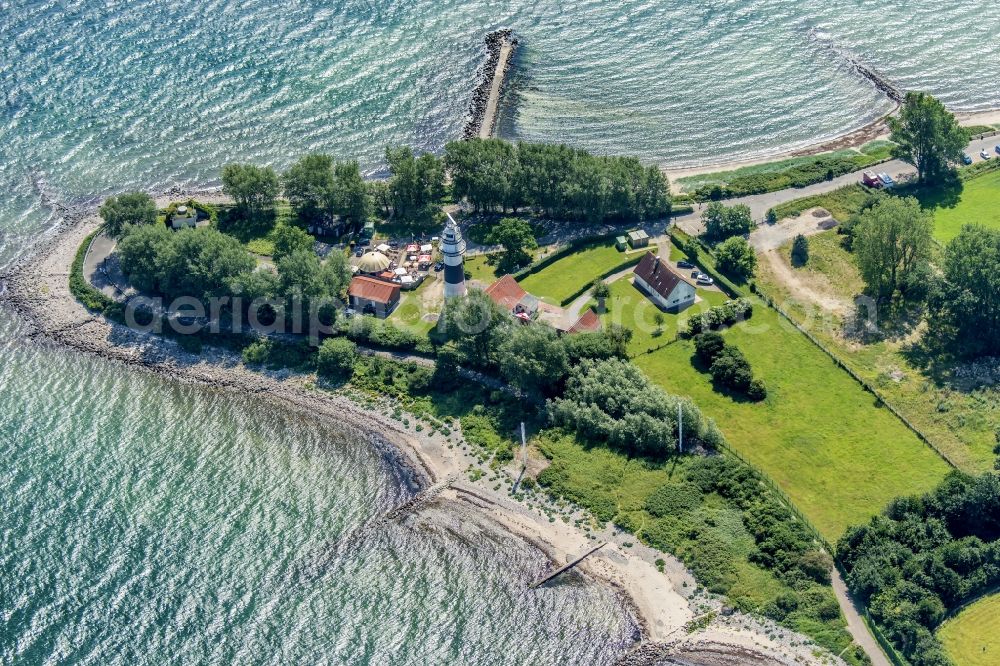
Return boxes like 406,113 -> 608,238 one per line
520,422 -> 528,468
677,403 -> 683,454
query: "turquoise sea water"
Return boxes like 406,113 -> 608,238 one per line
2,1 -> 1000,663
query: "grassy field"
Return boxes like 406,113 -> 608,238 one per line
937,594 -> 1000,666
756,230 -> 999,473
386,277 -> 440,337
518,241 -> 642,304
464,253 -> 500,285
629,294 -> 950,540
931,168 -> 1000,243
771,184 -> 874,222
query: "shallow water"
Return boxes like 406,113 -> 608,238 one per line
2,1 -> 999,662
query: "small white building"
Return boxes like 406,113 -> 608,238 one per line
633,251 -> 696,311
170,205 -> 198,230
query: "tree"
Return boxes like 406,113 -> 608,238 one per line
366,180 -> 392,218
702,202 -> 753,242
889,92 -> 967,184
927,225 -> 1000,358
99,192 -> 157,238
854,197 -> 932,300
694,331 -> 726,365
547,359 -> 721,458
317,338 -> 357,378
709,346 -> 753,392
152,227 -> 256,300
116,222 -> 173,291
436,289 -> 510,369
221,163 -> 279,218
592,279 -> 611,312
498,324 -> 569,397
791,234 -> 809,266
271,224 -> 314,261
486,217 -> 537,273
282,154 -> 336,224
386,147 -> 445,221
715,236 -> 757,281
653,311 -> 665,336
332,160 -> 370,225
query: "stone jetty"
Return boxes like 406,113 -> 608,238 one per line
463,29 -> 518,140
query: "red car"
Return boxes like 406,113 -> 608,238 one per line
861,171 -> 882,188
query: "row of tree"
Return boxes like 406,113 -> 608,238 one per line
838,471 -> 1000,666
444,138 -> 672,223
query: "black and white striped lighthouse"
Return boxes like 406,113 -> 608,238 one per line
441,212 -> 467,299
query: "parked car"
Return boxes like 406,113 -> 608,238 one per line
878,172 -> 896,188
433,262 -> 444,272
358,238 -> 371,247
388,240 -> 399,248
861,171 -> 882,188
981,149 -> 992,160
696,275 -> 714,286
691,269 -> 701,278
995,145 -> 1000,156
344,308 -> 356,318
677,260 -> 694,269
354,248 -> 364,257
963,154 -> 974,165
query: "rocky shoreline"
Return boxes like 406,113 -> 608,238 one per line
463,28 -> 518,140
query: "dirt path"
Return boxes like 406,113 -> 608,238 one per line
762,249 -> 851,318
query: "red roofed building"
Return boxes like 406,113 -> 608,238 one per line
485,274 -> 539,317
348,276 -> 401,318
568,308 -> 602,334
633,251 -> 696,311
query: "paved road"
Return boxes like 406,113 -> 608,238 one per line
83,232 -> 132,299
673,133 -> 1000,239
831,566 -> 892,666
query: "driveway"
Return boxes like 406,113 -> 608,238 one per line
84,232 -> 131,300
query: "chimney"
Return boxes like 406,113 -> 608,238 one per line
653,255 -> 660,273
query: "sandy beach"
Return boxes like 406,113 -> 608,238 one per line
1,199 -> 844,665
664,107 -> 1000,190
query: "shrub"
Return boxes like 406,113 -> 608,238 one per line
709,347 -> 753,392
694,331 -> 726,365
715,236 -> 757,281
646,483 -> 702,517
316,337 -> 357,378
747,378 -> 768,402
685,298 -> 753,336
791,234 -> 809,266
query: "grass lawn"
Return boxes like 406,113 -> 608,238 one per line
771,185 -> 874,222
631,297 -> 950,541
465,253 -> 500,285
518,241 -> 643,304
756,231 -> 999,473
386,277 -> 440,337
931,168 -> 1000,243
938,594 -> 1000,666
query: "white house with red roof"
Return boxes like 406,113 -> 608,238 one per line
632,251 -> 696,311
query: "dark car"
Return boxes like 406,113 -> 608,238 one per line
433,262 -> 444,272
677,260 -> 694,269
358,238 -> 371,247
355,248 -> 364,257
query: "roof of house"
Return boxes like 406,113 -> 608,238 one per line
349,275 -> 400,304
633,251 -> 695,299
485,275 -> 528,311
628,229 -> 649,241
568,308 -> 602,334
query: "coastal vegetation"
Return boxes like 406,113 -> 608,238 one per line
485,217 -> 537,273
98,192 -> 157,238
852,196 -> 933,301
701,202 -> 753,242
221,163 -> 280,219
444,138 -> 671,222
838,471 -> 1000,666
677,142 -> 895,200
714,236 -> 757,282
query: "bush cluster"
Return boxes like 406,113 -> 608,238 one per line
685,298 -> 753,336
839,472 -> 1000,666
694,332 -> 767,401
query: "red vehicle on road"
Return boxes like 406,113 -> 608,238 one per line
861,171 -> 882,188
